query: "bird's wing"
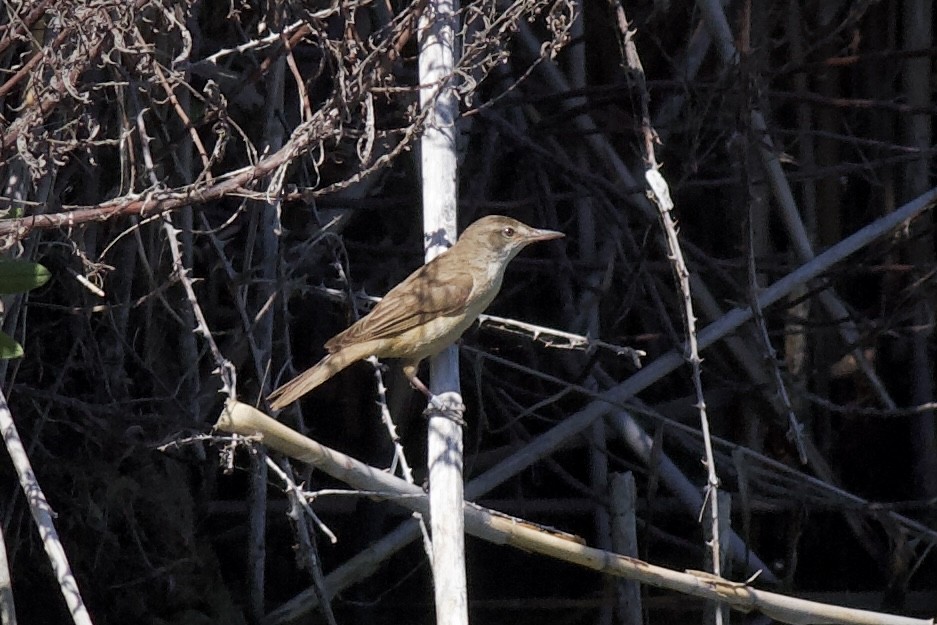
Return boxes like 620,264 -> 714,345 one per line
325,261 -> 475,351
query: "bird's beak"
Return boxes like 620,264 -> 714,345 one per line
525,227 -> 564,242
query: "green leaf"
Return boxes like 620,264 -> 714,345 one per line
0,260 -> 50,294
0,331 -> 24,359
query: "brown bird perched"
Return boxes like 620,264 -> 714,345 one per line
267,215 -> 564,410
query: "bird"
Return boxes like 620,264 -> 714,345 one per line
267,215 -> 564,410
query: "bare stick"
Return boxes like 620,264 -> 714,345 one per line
0,520 -> 13,624
367,355 -> 434,557
315,286 -> 642,361
0,386 -> 93,625
215,401 -> 933,625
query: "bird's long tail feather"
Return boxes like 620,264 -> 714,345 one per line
268,348 -> 360,410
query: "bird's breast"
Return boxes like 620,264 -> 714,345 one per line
375,310 -> 481,360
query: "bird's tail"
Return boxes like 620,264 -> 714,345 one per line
268,350 -> 358,410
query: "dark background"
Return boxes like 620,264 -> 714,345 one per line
2,0 -> 937,623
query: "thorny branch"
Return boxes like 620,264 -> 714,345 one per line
609,0 -> 724,606
0,0 -> 576,248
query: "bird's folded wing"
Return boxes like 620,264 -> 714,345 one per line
325,266 -> 475,351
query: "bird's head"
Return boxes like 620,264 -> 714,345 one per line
457,215 -> 564,265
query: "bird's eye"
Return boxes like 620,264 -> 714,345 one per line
502,227 -> 516,238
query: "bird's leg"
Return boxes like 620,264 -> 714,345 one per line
402,361 -> 466,426
402,363 -> 433,398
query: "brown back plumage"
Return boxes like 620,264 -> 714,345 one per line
325,260 -> 475,352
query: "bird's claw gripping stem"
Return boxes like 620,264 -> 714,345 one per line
423,391 -> 466,427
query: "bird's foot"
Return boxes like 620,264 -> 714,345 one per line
423,391 -> 467,426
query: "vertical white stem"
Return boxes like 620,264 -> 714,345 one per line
419,1 -> 467,624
